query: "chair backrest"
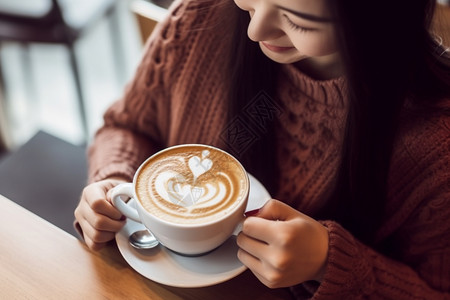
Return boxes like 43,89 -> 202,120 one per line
0,0 -> 64,26
131,0 -> 171,43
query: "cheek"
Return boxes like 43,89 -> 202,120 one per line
291,33 -> 338,57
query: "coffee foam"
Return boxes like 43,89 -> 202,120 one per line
136,146 -> 248,224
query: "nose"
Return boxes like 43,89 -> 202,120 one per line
246,5 -> 282,42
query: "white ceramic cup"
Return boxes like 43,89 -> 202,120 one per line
111,144 -> 249,256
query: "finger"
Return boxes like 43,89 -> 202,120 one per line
242,217 -> 277,243
242,200 -> 300,242
257,199 -> 299,221
83,188 -> 123,220
236,231 -> 268,259
99,178 -> 128,192
78,217 -> 119,244
93,199 -> 124,221
250,269 -> 274,289
83,210 -> 126,232
237,248 -> 279,289
237,247 -> 261,270
83,234 -> 107,252
251,268 -> 283,289
77,199 -> 125,232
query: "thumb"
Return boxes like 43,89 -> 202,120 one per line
253,199 -> 298,221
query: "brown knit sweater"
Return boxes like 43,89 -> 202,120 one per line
87,1 -> 450,298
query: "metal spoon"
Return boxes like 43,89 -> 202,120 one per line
129,229 -> 159,249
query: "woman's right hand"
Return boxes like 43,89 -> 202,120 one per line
74,178 -> 128,251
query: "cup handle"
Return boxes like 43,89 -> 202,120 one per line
233,218 -> 244,236
111,183 -> 141,223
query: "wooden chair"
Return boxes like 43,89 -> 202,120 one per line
0,0 -> 122,141
130,0 -> 171,44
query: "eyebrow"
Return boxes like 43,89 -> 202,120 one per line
275,5 -> 333,23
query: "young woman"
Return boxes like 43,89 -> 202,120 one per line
74,0 -> 450,298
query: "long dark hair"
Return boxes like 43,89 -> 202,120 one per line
227,8 -> 280,194
227,0 -> 450,244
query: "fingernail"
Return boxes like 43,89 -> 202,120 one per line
120,215 -> 127,221
244,208 -> 260,217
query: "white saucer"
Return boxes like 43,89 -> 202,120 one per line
115,174 -> 271,288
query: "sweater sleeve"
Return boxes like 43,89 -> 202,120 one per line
292,113 -> 450,299
87,0 -> 200,183
313,219 -> 450,300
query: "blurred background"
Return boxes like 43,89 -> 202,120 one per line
0,0 -> 173,149
0,0 -> 173,236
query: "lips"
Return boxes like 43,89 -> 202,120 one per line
261,42 -> 295,53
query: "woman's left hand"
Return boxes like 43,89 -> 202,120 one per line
237,199 -> 329,288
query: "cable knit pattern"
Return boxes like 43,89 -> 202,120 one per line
275,64 -> 347,212
87,0 -> 450,299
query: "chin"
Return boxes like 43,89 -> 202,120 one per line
259,45 -> 307,64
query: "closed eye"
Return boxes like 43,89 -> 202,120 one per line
283,14 -> 316,33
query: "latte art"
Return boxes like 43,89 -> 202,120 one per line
136,145 -> 248,224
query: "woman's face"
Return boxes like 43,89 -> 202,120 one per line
234,0 -> 341,76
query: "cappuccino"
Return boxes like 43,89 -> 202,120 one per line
135,145 -> 248,225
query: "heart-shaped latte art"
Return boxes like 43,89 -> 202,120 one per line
188,150 -> 213,181
169,180 -> 204,207
155,171 -> 205,207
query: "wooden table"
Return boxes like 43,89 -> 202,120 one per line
0,195 -> 293,299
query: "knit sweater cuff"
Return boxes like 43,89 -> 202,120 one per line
87,126 -> 161,183
312,220 -> 375,299
90,162 -> 135,183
